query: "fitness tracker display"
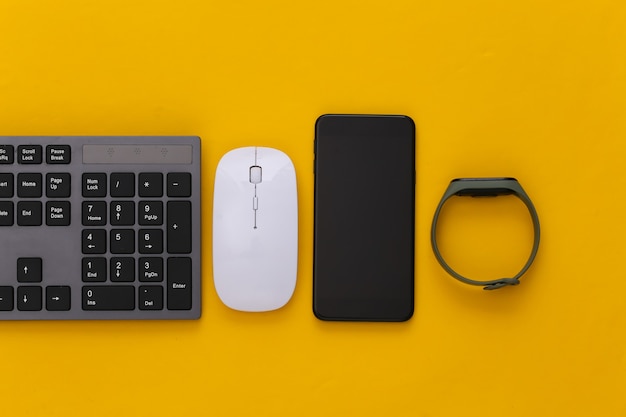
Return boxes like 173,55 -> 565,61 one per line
431,177 -> 540,290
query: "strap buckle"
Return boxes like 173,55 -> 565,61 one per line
483,278 -> 521,290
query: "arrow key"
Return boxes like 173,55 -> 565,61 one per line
17,286 -> 42,311
0,286 -> 14,311
46,286 -> 71,311
17,257 -> 42,282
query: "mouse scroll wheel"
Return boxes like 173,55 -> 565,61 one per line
250,166 -> 262,184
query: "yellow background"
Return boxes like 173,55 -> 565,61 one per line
1,0 -> 625,415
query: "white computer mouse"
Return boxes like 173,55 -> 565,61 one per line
213,146 -> 298,312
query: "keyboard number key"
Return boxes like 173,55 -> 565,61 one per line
82,258 -> 107,282
139,257 -> 163,282
110,229 -> 135,254
110,201 -> 135,225
83,286 -> 135,310
82,201 -> 106,226
139,229 -> 163,254
82,229 -> 106,254
110,257 -> 135,282
139,201 -> 162,225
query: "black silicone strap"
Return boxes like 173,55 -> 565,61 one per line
431,178 -> 540,290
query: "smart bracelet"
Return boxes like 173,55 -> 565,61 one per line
431,177 -> 540,290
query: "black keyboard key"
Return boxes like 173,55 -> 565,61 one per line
139,286 -> 163,310
0,286 -> 14,310
82,257 -> 107,282
139,229 -> 163,254
82,286 -> 135,310
110,257 -> 135,282
46,173 -> 71,197
0,173 -> 13,197
46,201 -> 71,226
17,286 -> 42,311
167,201 -> 191,253
0,202 -> 13,226
110,201 -> 135,225
167,172 -> 191,197
82,201 -> 107,226
110,229 -> 135,254
17,201 -> 42,226
17,173 -> 42,197
0,145 -> 13,164
17,145 -> 42,164
167,257 -> 192,310
17,257 -> 42,282
110,173 -> 135,197
139,257 -> 163,282
46,286 -> 71,311
82,229 -> 106,254
46,145 -> 71,164
139,201 -> 163,225
82,173 -> 107,197
139,172 -> 163,197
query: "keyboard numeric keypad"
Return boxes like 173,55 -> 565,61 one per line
81,171 -> 193,311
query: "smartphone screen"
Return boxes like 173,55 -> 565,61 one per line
313,114 -> 415,321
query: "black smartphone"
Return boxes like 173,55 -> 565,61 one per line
313,114 -> 415,321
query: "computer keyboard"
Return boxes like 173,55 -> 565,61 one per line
0,136 -> 201,320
